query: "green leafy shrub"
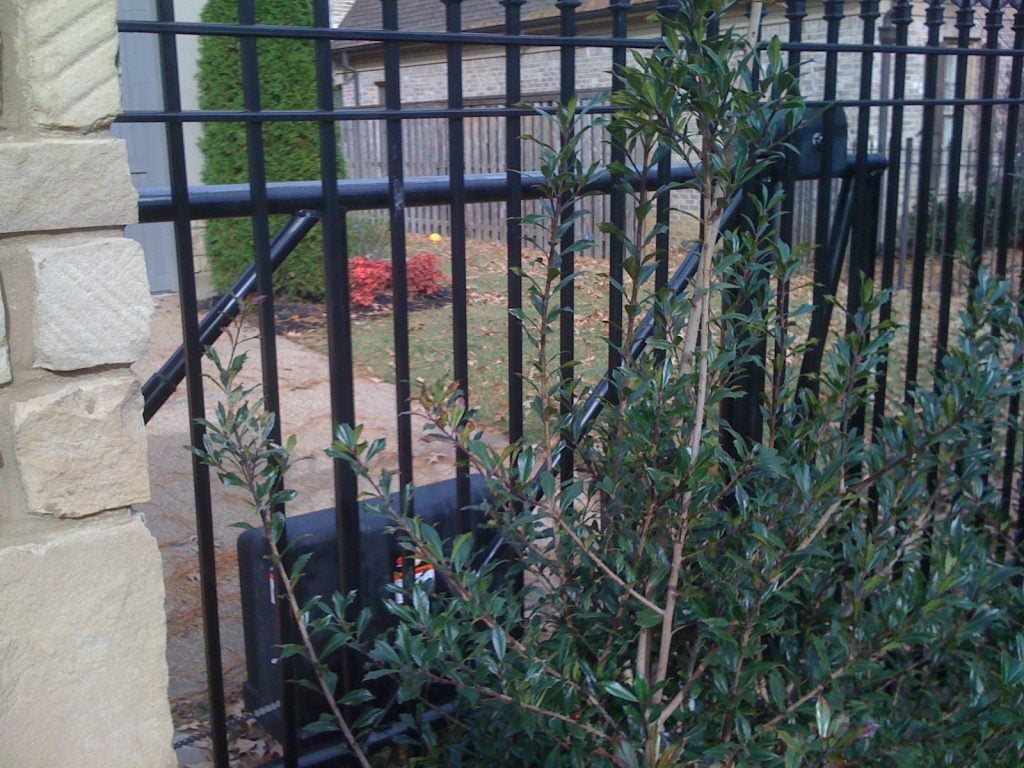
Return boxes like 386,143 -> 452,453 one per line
197,3 -> 1024,765
197,0 -> 345,300
325,7 -> 1024,764
334,270 -> 1024,768
910,184 -> 1023,256
347,212 -> 391,260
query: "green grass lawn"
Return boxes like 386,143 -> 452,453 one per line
289,234 -> 615,436
287,234 -> 972,439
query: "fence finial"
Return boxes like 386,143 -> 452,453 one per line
785,0 -> 808,23
925,0 -> 945,27
859,0 -> 881,22
823,0 -> 845,22
982,0 -> 1006,28
891,0 -> 912,28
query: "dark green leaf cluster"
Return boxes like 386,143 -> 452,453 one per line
197,0 -> 345,299
608,1 -> 803,209
330,253 -> 1024,768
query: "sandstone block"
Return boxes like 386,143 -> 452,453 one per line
12,374 -> 150,517
0,516 -> 176,768
0,140 -> 138,234
16,0 -> 121,129
32,238 -> 152,371
0,281 -> 10,385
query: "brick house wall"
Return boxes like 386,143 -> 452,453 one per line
333,1 -> 1012,248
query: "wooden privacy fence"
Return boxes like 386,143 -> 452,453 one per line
345,106 -> 1024,282
342,97 -> 702,259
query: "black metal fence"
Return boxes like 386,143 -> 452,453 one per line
117,1 -> 1024,766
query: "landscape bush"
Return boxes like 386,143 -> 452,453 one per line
349,253 -> 447,309
347,213 -> 391,261
910,184 -> 1023,257
197,0 -> 345,301
349,257 -> 392,308
405,252 -> 447,299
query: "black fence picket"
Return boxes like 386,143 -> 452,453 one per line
117,2 -> 1024,765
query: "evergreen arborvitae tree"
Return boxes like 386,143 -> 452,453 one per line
197,0 -> 345,300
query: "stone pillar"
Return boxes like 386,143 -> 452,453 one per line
0,2 -> 176,767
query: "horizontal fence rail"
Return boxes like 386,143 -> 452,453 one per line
137,151 -> 871,221
116,0 -> 1024,766
139,153 -> 887,424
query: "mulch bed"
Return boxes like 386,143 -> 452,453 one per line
269,292 -> 455,335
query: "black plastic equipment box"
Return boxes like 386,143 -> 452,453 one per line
238,475 -> 499,738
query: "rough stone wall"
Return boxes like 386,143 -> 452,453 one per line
0,1 -> 176,766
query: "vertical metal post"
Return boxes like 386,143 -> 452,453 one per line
655,1 -> 680,293
773,0 -> 806,410
721,0 -> 772,450
969,0 -> 1005,297
877,13 -> 894,155
998,5 -> 1024,532
848,0 -> 879,326
381,0 -> 416,531
845,0 -> 880,445
898,136 -> 913,290
556,0 -> 580,485
815,0 -> 842,296
904,0 -> 945,401
996,5 -> 1024,280
607,0 -> 630,379
237,2 -> 297,761
443,0 -> 472,531
503,0 -> 526,447
237,0 -> 281,443
799,0 -> 843,391
723,182 -> 774,450
935,1 -> 975,363
154,2 -> 230,765
313,0 -> 360,699
720,1 -> 770,450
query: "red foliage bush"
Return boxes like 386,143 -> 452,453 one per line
406,253 -> 446,298
349,256 -> 391,308
348,252 -> 446,308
